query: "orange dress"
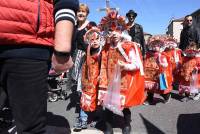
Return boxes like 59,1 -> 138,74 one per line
98,41 -> 145,108
80,53 -> 100,112
144,51 -> 173,94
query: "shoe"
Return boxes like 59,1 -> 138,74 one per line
143,93 -> 154,105
122,124 -> 131,134
192,93 -> 200,101
143,99 -> 154,105
81,121 -> 87,129
163,94 -> 171,104
73,118 -> 82,132
103,122 -> 113,134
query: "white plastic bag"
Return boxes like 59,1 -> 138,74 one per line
190,68 -> 199,94
103,64 -> 123,116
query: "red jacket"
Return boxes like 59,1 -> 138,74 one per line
0,0 -> 54,46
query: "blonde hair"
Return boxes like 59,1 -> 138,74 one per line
79,3 -> 90,15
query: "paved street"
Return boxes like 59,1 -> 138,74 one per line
47,88 -> 200,134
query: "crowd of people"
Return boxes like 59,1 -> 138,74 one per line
0,1 -> 200,134
69,4 -> 200,134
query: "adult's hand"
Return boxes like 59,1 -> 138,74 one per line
53,20 -> 74,73
51,54 -> 73,73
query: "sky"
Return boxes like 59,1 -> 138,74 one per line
79,0 -> 200,35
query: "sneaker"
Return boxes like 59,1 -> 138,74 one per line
192,93 -> 200,101
81,121 -> 87,129
143,101 -> 150,105
73,118 -> 82,132
143,98 -> 154,105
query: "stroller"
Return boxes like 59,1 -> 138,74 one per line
47,69 -> 70,102
0,88 -> 13,131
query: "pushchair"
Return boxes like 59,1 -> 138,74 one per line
47,69 -> 70,102
0,88 -> 13,131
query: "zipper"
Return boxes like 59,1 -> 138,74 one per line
36,0 -> 40,32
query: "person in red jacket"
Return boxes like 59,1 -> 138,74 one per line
0,0 -> 79,133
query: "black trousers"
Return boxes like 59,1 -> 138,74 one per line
0,58 -> 49,134
0,86 -> 7,110
103,108 -> 132,126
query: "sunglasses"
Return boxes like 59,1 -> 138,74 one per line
128,15 -> 136,18
186,19 -> 192,22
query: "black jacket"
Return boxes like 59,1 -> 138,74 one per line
128,23 -> 146,56
179,25 -> 200,50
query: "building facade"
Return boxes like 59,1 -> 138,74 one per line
144,32 -> 152,45
166,8 -> 200,43
191,9 -> 200,33
166,18 -> 184,43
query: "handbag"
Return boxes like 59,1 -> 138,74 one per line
159,73 -> 168,90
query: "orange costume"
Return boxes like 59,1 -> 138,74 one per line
98,41 -> 145,108
178,50 -> 200,94
164,38 -> 182,84
165,49 -> 182,72
144,51 -> 173,94
80,51 -> 100,111
80,27 -> 103,112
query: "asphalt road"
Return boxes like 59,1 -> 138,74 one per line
1,79 -> 200,134
47,87 -> 200,134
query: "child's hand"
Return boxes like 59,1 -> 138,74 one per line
118,60 -> 125,70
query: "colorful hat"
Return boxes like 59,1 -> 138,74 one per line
99,11 -> 127,32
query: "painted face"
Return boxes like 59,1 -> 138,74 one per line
86,31 -> 100,48
77,8 -> 87,22
110,31 -> 121,45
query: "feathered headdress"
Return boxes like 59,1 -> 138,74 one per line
99,10 -> 127,32
147,35 -> 178,51
147,36 -> 165,52
164,36 -> 178,49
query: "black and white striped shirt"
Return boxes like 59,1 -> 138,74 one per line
54,0 -> 79,25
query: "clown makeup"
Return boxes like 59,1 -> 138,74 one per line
110,31 -> 122,46
86,31 -> 101,49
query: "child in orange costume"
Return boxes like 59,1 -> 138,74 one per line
164,37 -> 182,86
178,42 -> 200,101
80,27 -> 104,112
98,11 -> 145,134
144,36 -> 173,104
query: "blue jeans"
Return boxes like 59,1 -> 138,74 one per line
80,109 -> 88,122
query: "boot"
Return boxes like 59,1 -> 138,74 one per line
122,108 -> 132,134
161,93 -> 171,104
